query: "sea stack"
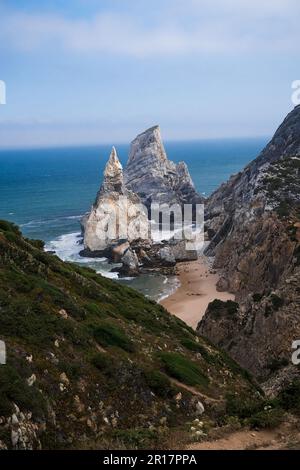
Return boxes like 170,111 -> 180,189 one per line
124,125 -> 203,209
82,147 -> 149,254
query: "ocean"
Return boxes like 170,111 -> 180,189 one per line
0,137 -> 268,300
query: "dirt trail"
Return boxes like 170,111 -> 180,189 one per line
187,430 -> 285,450
170,378 -> 220,403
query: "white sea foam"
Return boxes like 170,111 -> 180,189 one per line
45,232 -> 116,279
157,277 -> 181,302
21,214 -> 84,229
46,232 -> 181,300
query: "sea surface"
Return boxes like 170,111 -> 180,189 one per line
0,137 -> 268,300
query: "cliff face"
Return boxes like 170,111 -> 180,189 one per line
83,147 -> 149,253
199,106 -> 300,381
124,126 -> 203,209
0,221 -> 257,449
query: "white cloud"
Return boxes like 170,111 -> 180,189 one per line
0,1 -> 300,57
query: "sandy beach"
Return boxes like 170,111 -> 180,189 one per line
161,256 -> 235,329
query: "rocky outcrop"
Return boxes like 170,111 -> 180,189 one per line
198,106 -> 300,381
81,129 -> 202,276
82,147 -> 149,254
124,126 -> 203,210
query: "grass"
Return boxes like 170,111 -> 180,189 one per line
0,219 -> 260,449
143,369 -> 173,398
111,428 -> 159,449
159,352 -> 209,388
93,323 -> 135,352
0,364 -> 46,417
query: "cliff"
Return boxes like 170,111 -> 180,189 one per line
0,220 -> 258,449
199,106 -> 300,382
124,126 -> 203,209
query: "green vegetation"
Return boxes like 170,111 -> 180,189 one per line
159,352 -> 209,387
261,157 -> 300,219
294,245 -> 300,266
253,293 -> 263,302
93,323 -> 135,352
111,428 -> 159,449
225,393 -> 284,429
226,379 -> 300,430
271,294 -> 284,310
206,299 -> 239,319
143,369 -> 173,398
248,408 -> 284,429
0,365 -> 46,417
0,220 -> 259,449
267,357 -> 289,373
91,353 -> 112,372
278,380 -> 300,412
264,294 -> 284,317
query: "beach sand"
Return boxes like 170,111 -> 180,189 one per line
160,256 -> 235,330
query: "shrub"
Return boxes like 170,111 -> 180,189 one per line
278,380 -> 300,412
267,357 -> 289,373
85,302 -> 103,317
181,339 -> 216,363
112,428 -> 158,449
93,323 -> 135,352
0,365 -> 46,417
226,393 -> 262,419
253,293 -> 263,302
294,246 -> 300,266
206,299 -> 239,318
159,352 -> 209,387
270,294 -> 284,310
248,408 -> 284,429
27,238 -> 45,250
0,220 -> 20,235
91,353 -> 111,371
143,369 -> 173,398
276,201 -> 291,218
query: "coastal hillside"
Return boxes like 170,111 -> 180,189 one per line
0,220 -> 258,450
199,106 -> 300,383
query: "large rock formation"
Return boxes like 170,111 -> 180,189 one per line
82,147 -> 149,254
124,126 -> 203,210
198,106 -> 300,382
81,130 -> 201,274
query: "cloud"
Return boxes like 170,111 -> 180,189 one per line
0,1 -> 299,57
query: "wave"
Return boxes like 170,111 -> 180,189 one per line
45,232 -> 181,301
21,214 -> 85,229
157,277 -> 180,302
45,232 -> 119,280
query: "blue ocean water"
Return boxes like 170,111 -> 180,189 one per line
0,137 -> 268,299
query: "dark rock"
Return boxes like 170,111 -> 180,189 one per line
199,105 -> 300,381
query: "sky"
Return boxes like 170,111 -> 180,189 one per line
0,0 -> 299,148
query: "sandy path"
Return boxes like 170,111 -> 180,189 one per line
161,257 -> 234,329
186,428 -> 280,450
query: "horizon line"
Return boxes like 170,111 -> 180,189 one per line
0,134 -> 270,153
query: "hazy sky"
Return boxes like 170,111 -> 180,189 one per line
0,0 -> 299,148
